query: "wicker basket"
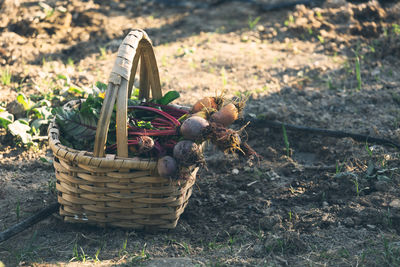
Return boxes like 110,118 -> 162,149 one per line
48,30 -> 198,229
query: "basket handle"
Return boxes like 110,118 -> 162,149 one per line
93,30 -> 162,158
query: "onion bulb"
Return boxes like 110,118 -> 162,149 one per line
210,103 -> 238,127
191,96 -> 223,113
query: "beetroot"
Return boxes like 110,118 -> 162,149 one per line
173,140 -> 204,167
180,116 -> 209,141
157,156 -> 177,178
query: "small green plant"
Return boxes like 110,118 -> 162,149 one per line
130,243 -> 150,264
39,2 -> 54,18
48,179 -> 56,195
180,241 -> 191,255
1,68 -> 12,85
70,242 -> 91,262
284,14 -> 295,26
94,247 -> 101,262
317,35 -> 324,44
118,237 -> 128,257
365,142 -> 373,157
98,46 -> 107,60
71,242 -> 79,261
67,57 -> 74,67
353,50 -> 362,90
282,124 -> 290,157
248,16 -> 261,30
393,23 -> 400,35
335,159 -> 347,174
220,67 -> 228,88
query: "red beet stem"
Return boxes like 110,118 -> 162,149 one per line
145,103 -> 188,118
128,105 -> 181,127
128,129 -> 178,136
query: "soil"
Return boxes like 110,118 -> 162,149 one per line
1,0 -> 400,266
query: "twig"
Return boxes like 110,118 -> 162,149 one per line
241,117 -> 400,150
0,202 -> 59,243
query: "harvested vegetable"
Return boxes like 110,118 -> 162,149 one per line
180,116 -> 209,141
157,156 -> 178,177
173,140 -> 204,167
191,96 -> 223,113
54,87 -> 259,181
204,122 -> 243,154
210,103 -> 238,127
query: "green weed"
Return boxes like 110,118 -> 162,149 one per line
67,57 -> 74,67
365,142 -> 373,157
98,46 -> 107,60
284,14 -> 295,26
248,16 -> 261,30
282,124 -> 290,157
393,23 -> 400,35
1,68 -> 12,85
118,237 -> 128,257
130,243 -> 150,264
220,67 -> 228,88
317,35 -> 324,44
353,50 -> 362,90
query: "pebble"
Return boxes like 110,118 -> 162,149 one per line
322,201 -> 329,208
257,25 -> 265,32
389,199 -> 400,209
232,168 -> 239,175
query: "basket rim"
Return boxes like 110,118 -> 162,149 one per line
48,99 -> 158,170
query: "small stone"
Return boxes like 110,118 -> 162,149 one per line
232,168 -> 239,175
257,25 -> 265,32
367,224 -> 376,230
241,35 -> 249,42
389,199 -> 400,209
322,201 -> 329,208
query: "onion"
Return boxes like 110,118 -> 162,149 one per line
173,140 -> 204,167
191,97 -> 217,113
157,156 -> 177,178
210,103 -> 238,127
180,116 -> 209,141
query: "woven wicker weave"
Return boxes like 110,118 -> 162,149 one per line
48,30 -> 198,229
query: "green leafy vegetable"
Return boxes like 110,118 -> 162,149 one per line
8,119 -> 32,144
55,107 -> 97,140
79,94 -> 104,118
17,93 -> 34,110
158,91 -> 180,105
95,81 -> 107,91
0,110 -> 14,128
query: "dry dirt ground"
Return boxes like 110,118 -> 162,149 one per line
1,0 -> 400,266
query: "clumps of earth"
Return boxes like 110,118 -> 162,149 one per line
282,1 -> 400,56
